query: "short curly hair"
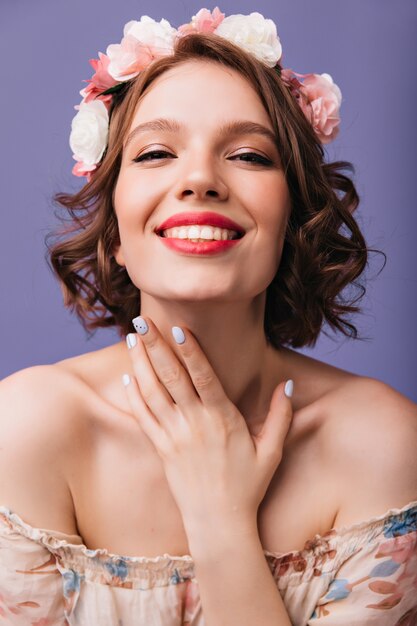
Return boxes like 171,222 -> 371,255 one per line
45,32 -> 383,349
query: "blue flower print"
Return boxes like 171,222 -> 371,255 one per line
369,559 -> 401,578
63,569 -> 81,597
323,578 -> 351,601
383,508 -> 417,538
170,568 -> 183,585
104,558 -> 129,581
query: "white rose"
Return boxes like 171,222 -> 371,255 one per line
107,16 -> 177,82
125,15 -> 176,49
214,12 -> 282,67
69,99 -> 109,166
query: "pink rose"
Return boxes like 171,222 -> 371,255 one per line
281,70 -> 341,143
300,73 -> 342,144
280,68 -> 303,94
178,7 -> 225,35
107,16 -> 176,82
71,160 -> 97,181
106,34 -> 159,81
81,52 -> 117,105
280,68 -> 314,123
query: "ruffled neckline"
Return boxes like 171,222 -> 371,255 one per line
1,499 -> 417,564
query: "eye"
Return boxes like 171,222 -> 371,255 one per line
132,150 -> 272,165
133,150 -> 173,163
230,152 -> 272,165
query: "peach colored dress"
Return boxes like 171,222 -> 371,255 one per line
0,500 -> 416,625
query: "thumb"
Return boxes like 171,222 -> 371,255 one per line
255,379 -> 294,464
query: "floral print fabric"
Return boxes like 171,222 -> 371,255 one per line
0,500 -> 416,625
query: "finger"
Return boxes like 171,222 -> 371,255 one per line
131,316 -> 199,410
121,373 -> 169,455
126,329 -> 178,428
255,379 -> 294,468
170,324 -> 234,415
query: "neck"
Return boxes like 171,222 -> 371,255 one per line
127,291 -> 288,433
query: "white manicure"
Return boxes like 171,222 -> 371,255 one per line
126,333 -> 137,349
284,379 -> 294,398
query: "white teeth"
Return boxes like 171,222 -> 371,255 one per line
161,225 -> 239,241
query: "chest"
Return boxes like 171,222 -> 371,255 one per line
69,416 -> 339,558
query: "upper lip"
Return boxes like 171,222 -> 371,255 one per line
156,211 -> 246,236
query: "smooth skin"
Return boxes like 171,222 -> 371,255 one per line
111,59 -> 416,624
124,319 -> 295,624
112,60 -> 292,437
123,321 -> 293,536
109,59 -> 337,568
0,58 -> 416,625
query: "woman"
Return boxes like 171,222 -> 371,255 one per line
0,8 -> 416,626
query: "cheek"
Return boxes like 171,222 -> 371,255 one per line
114,173 -> 137,216
115,168 -> 168,222
244,168 -> 290,207
113,174 -> 149,233
254,182 -> 291,271
113,176 -> 129,223
254,179 -> 291,232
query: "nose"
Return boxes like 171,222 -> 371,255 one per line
172,149 -> 229,203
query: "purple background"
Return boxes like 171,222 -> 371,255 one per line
1,0 -> 416,401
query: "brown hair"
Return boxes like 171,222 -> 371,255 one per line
45,32 -> 384,349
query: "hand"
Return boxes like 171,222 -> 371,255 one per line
123,316 -> 294,536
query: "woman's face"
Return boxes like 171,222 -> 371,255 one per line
113,59 -> 291,303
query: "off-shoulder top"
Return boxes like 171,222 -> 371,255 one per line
0,500 -> 416,625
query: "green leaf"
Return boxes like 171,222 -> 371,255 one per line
100,83 -> 125,96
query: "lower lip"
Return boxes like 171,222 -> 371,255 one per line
157,236 -> 243,255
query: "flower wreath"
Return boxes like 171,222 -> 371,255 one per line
69,7 -> 342,181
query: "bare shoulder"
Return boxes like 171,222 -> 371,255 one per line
322,376 -> 417,526
0,364 -> 92,446
0,364 -> 92,534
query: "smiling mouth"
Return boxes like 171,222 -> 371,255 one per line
156,229 -> 244,255
157,227 -> 244,242
158,233 -> 243,242
155,211 -> 246,240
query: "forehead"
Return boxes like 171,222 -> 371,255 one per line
129,60 -> 272,130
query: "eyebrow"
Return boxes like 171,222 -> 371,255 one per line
124,117 -> 278,150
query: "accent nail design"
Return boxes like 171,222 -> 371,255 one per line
122,373 -> 131,386
284,379 -> 294,398
126,333 -> 137,349
132,316 -> 148,335
172,326 -> 185,344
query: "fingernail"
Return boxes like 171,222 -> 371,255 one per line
172,326 -> 185,344
126,333 -> 137,349
132,316 -> 148,335
122,373 -> 131,387
284,379 -> 294,398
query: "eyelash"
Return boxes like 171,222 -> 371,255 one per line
133,150 -> 272,165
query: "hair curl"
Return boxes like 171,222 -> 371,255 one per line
45,32 -> 384,349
